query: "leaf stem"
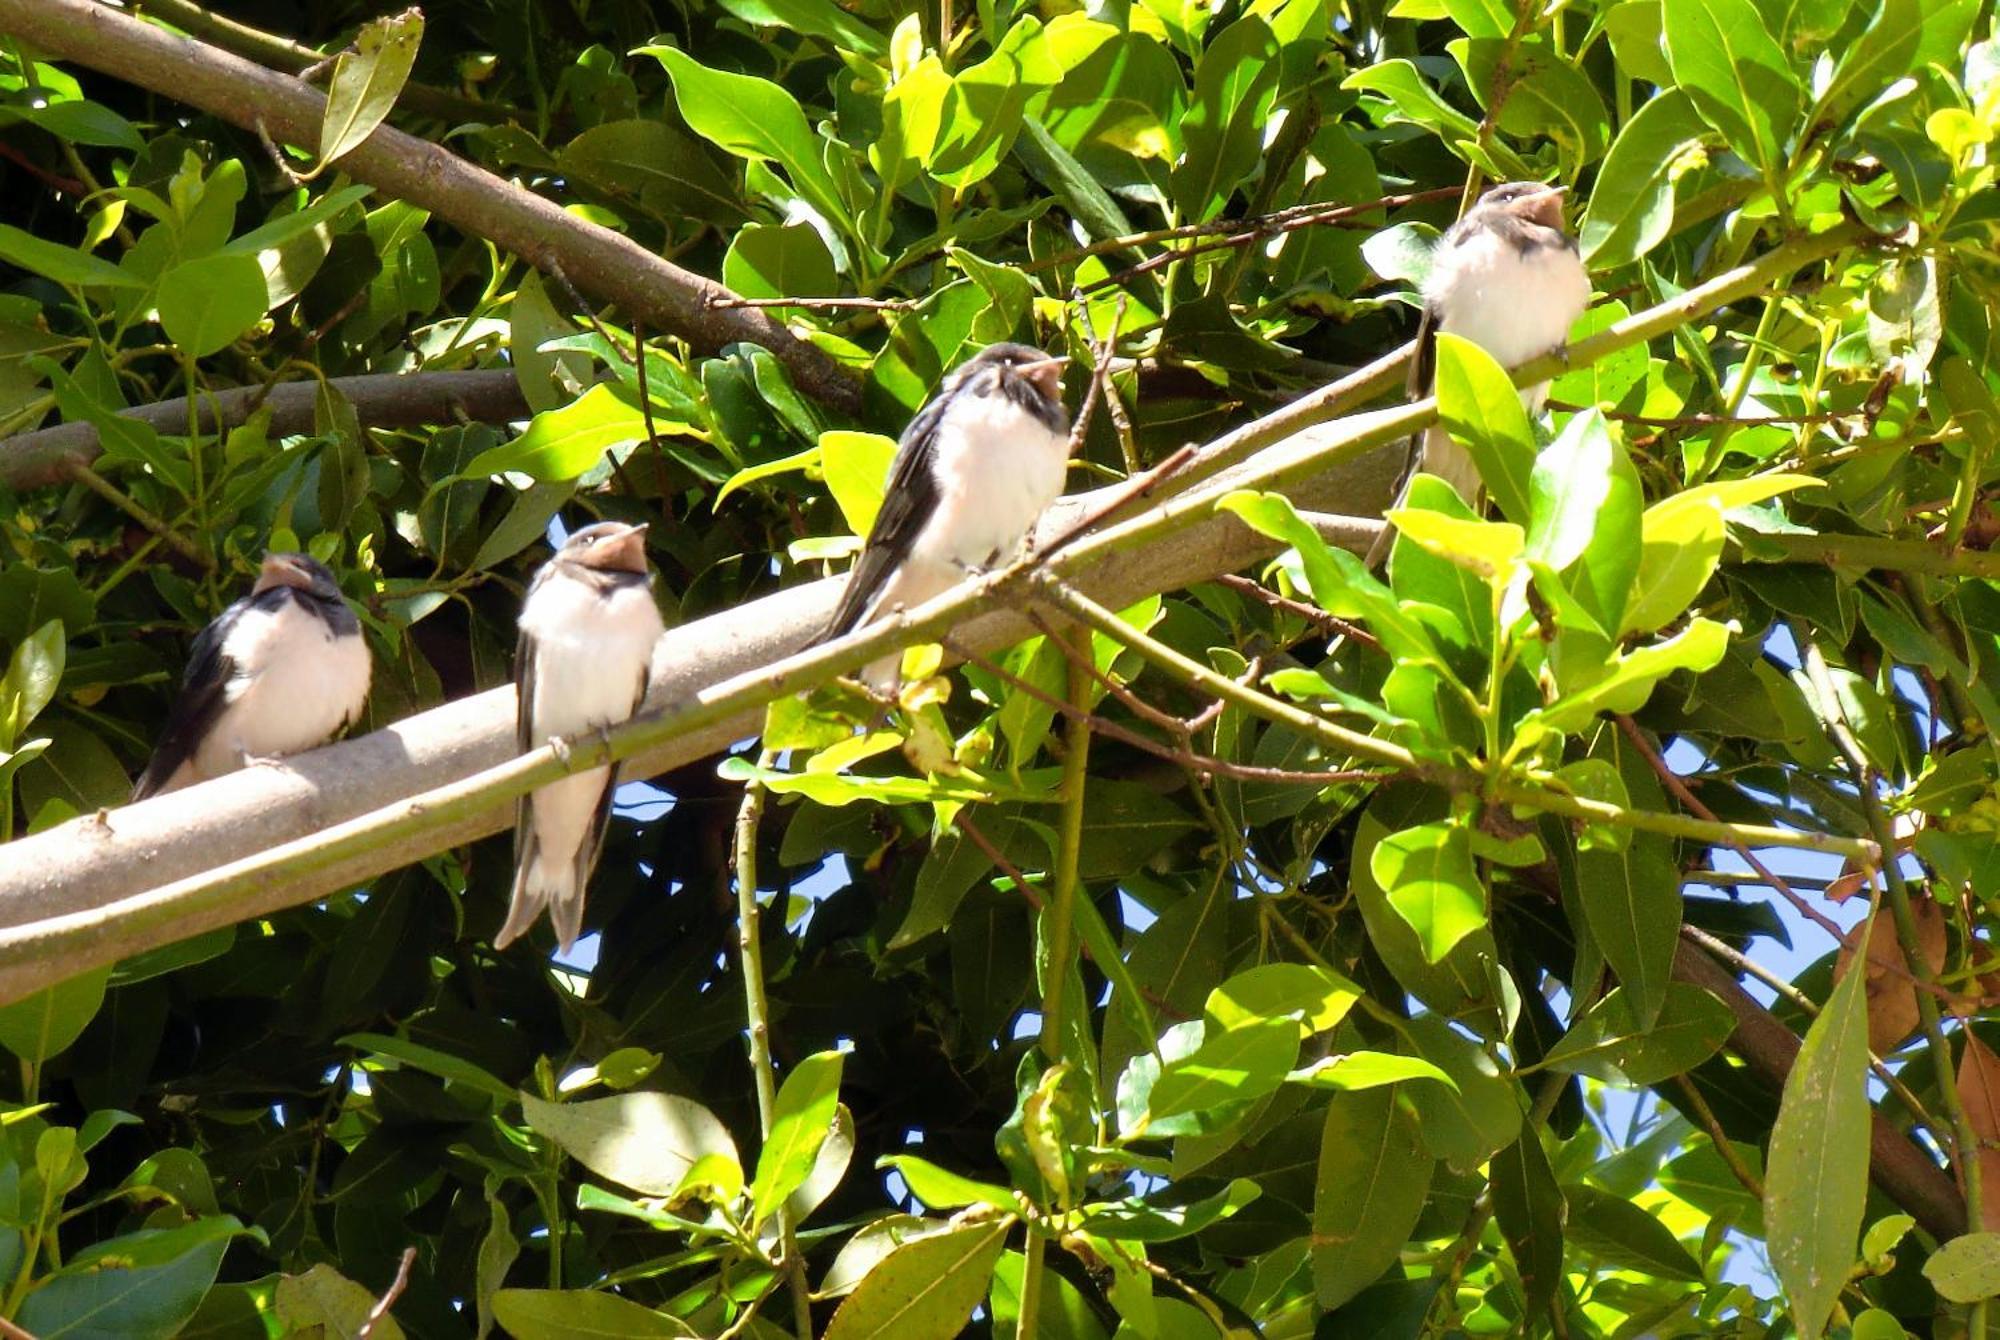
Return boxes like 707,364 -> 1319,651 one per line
733,745 -> 814,1339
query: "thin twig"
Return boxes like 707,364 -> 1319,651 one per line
63,460 -> 209,567
1038,443 -> 1199,559
706,295 -> 920,311
1674,1075 -> 1765,1198
356,1247 -> 416,1340
1211,573 -> 1382,650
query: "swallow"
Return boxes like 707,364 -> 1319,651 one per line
131,553 -> 371,800
496,521 -> 665,952
821,342 -> 1071,688
1367,181 -> 1591,565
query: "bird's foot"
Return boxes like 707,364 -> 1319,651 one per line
549,734 -> 574,767
239,750 -> 288,772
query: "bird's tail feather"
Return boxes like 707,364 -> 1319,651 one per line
496,839 -> 582,953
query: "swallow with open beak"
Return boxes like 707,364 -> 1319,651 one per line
132,552 -> 371,800
1368,181 -> 1590,564
821,342 -> 1071,688
496,521 -> 665,952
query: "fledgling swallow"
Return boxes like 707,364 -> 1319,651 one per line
1368,181 -> 1591,565
496,521 -> 665,953
131,552 -> 371,800
821,342 -> 1071,688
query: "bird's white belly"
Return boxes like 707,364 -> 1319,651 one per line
522,586 -> 663,739
908,399 -> 1070,573
198,600 -> 370,775
1430,232 -> 1590,409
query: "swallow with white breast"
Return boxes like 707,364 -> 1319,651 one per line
496,521 -> 665,952
132,552 -> 371,800
821,342 -> 1071,688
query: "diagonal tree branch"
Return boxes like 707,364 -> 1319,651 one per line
0,0 -> 862,412
0,370 -> 530,490
0,221 -> 1869,1004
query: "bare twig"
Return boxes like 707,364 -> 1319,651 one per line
1212,572 -> 1382,650
706,295 -> 921,311
63,459 -> 210,567
356,1247 -> 417,1340
1,370 -> 529,491
1038,443 -> 1199,558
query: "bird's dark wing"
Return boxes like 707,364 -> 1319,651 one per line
820,397 -> 947,641
511,614 -> 540,873
1408,298 -> 1440,400
131,598 -> 250,800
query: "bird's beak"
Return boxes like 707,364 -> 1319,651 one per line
253,553 -> 311,595
1522,184 -> 1568,231
1016,356 -> 1067,401
604,524 -> 651,574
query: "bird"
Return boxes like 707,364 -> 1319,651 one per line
131,552 -> 371,801
1366,181 -> 1591,566
496,520 -> 665,953
820,342 -> 1071,689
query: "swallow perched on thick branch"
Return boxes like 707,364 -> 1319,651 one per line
1369,181 -> 1590,564
821,342 -> 1071,688
497,521 -> 665,953
132,552 -> 371,800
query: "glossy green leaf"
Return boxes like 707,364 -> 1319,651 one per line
0,221 -> 144,289
1661,0 -> 1799,172
1491,1131 -> 1564,1320
274,1264 -> 409,1340
1369,822 -> 1486,963
1566,1185 -> 1705,1281
1171,17 -> 1280,221
1288,1051 -> 1456,1091
1205,962 -> 1360,1035
157,252 -> 269,358
318,9 -> 422,164
822,430 -> 899,536
1432,332 -> 1537,524
1539,982 -> 1734,1083
20,1216 -> 249,1340
879,1154 -> 1012,1210
464,384 -> 647,482
1580,91 -> 1706,267
715,0 -> 887,55
750,1049 -> 844,1228
930,20 -> 1064,188
492,1290 -> 695,1338
1766,912 -> 1875,1338
822,1217 -> 1010,1340
520,1090 -> 739,1196
1146,1017 -> 1300,1125
1570,732 -> 1682,1029
1401,1014 -> 1523,1171
1924,1231 -> 2000,1302
1535,618 -> 1733,733
0,964 -> 110,1068
1075,1177 -> 1260,1241
1311,1087 -> 1433,1307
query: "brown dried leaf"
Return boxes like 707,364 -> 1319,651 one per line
1834,897 -> 1947,1053
1958,1032 -> 2000,1231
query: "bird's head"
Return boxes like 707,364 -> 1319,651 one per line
956,342 -> 1068,404
1476,181 -> 1568,232
561,521 -> 652,575
255,552 -> 342,601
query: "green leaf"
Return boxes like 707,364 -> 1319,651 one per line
1491,1131 -> 1564,1319
274,1264 -> 409,1340
1311,1087 -> 1433,1308
1526,409 -> 1623,576
1812,0 -> 1922,128
1369,822 -> 1487,963
1570,732 -> 1682,1029
557,119 -> 746,226
715,0 -> 888,55
1433,333 -> 1536,525
722,222 -> 838,302
0,221 -> 145,289
1535,618 -> 1733,733
1565,1185 -> 1705,1281
1924,1232 -> 2000,1303
930,20 -> 1064,189
1288,1051 -> 1456,1091
879,1154 -> 1012,1210
341,1031 -> 515,1100
1401,1014 -> 1523,1172
822,1217 -> 1010,1340
20,1217 -> 250,1340
1146,1017 -> 1299,1125
319,9 -> 423,164
492,1290 -> 695,1338
520,1090 -> 739,1196
1661,0 -> 1799,173
750,1050 -> 844,1228
1171,17 -> 1281,221
639,46 -> 848,234
1538,982 -> 1734,1083
1013,119 -> 1136,243
1766,912 -> 1875,1339
822,430 -> 900,536
3,619 -> 65,736
156,251 -> 270,358
1579,91 -> 1705,267
465,384 -> 647,482
1624,475 -> 1824,635
1205,962 -> 1360,1035
0,964 -> 110,1068
1076,1177 -> 1260,1242
1341,60 -> 1482,142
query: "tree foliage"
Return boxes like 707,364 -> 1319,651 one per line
0,0 -> 1997,1335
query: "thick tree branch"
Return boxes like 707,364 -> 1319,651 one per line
0,220 -> 1874,1002
0,370 -> 530,490
1674,935 -> 1967,1242
0,0 -> 861,412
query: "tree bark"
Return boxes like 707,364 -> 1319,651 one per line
0,0 -> 862,411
